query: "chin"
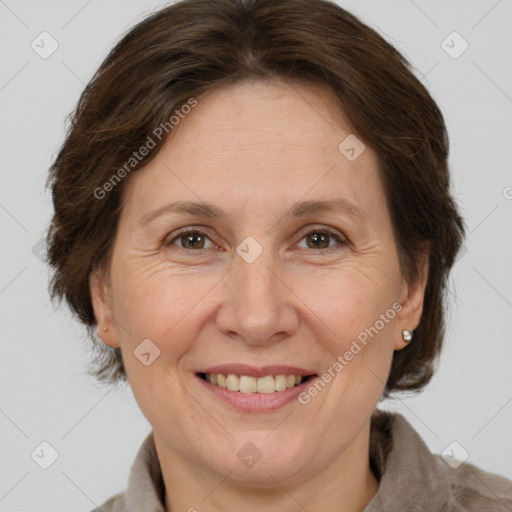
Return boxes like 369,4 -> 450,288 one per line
203,433 -> 313,487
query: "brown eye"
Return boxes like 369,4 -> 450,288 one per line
180,232 -> 206,249
297,228 -> 346,252
306,232 -> 331,249
166,229 -> 215,250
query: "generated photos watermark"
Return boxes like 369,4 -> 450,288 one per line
298,302 -> 403,404
93,97 -> 198,200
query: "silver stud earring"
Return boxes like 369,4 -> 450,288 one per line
402,329 -> 412,343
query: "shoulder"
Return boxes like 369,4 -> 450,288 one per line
434,454 -> 512,511
89,431 -> 165,512
367,410 -> 512,511
90,491 -> 128,512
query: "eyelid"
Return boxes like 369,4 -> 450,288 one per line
296,224 -> 345,240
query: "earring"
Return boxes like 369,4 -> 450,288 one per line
103,327 -> 108,332
402,329 -> 412,343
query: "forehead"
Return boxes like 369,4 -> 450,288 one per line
121,80 -> 385,225
166,80 -> 358,161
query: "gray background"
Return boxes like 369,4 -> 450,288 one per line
1,0 -> 511,510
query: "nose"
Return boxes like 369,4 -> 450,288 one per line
215,246 -> 299,346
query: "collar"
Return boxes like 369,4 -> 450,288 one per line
363,409 -> 452,511
126,429 -> 166,511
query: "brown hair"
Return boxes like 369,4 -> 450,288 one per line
46,0 -> 465,396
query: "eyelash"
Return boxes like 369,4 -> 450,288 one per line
164,226 -> 347,254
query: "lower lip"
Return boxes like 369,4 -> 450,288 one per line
196,375 -> 315,412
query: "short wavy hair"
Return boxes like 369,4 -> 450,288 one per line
46,0 -> 465,396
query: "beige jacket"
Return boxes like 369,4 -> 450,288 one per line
93,410 -> 512,511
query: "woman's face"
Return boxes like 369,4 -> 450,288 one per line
91,80 -> 427,487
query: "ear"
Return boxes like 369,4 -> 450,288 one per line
394,251 -> 429,351
89,267 -> 120,348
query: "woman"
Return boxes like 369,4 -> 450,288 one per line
45,0 -> 512,510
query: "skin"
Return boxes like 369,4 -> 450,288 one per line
90,79 -> 428,512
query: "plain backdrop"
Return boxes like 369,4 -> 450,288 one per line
1,1 -> 511,510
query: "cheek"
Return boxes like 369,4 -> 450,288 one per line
112,269 -> 215,425
113,265 -> 220,364
303,266 -> 398,334
295,266 -> 399,388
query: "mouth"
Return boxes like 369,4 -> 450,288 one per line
197,372 -> 317,393
195,366 -> 318,411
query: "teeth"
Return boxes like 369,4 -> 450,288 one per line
239,375 -> 257,393
203,373 -> 307,393
275,374 -> 287,392
257,375 -> 275,394
226,373 -> 240,392
217,373 -> 227,389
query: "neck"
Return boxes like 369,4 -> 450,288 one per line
156,420 -> 379,512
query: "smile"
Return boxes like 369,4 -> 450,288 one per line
195,364 -> 318,411
198,372 -> 313,393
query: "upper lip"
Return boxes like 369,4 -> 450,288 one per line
197,364 -> 316,378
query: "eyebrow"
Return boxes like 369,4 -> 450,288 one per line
139,198 -> 366,226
